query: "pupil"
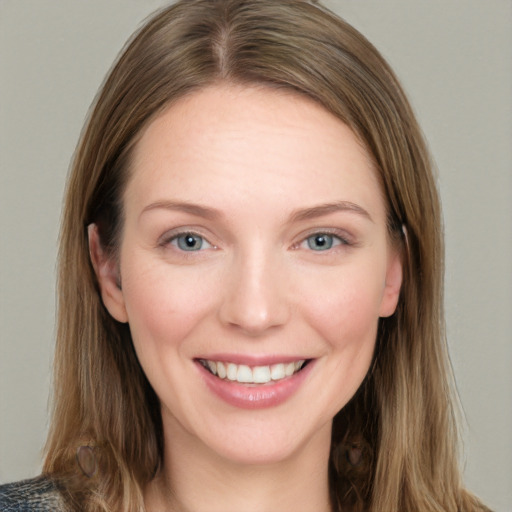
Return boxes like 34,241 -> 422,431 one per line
315,236 -> 326,246
186,235 -> 196,247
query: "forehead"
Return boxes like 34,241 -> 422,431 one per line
126,84 -> 385,220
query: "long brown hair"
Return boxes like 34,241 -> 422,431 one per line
43,1 -> 490,510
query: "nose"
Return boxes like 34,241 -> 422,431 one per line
218,249 -> 290,336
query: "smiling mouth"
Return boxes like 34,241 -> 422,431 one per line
197,359 -> 310,385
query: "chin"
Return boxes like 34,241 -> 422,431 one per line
197,415 -> 332,468
215,441 -> 305,467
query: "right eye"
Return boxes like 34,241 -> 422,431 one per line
304,233 -> 339,251
168,232 -> 213,252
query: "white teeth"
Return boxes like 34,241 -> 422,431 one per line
227,363 -> 238,381
206,360 -> 217,375
270,363 -> 285,380
216,361 -> 227,379
285,362 -> 296,377
201,359 -> 306,384
253,366 -> 271,384
236,365 -> 253,383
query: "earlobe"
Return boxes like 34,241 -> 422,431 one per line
379,248 -> 403,318
87,224 -> 128,323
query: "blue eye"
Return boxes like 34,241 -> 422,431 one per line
173,233 -> 209,251
305,233 -> 342,251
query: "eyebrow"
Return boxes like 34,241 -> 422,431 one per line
289,201 -> 373,223
140,199 -> 372,223
140,200 -> 222,220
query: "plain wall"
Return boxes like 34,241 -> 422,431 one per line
1,1 -> 511,510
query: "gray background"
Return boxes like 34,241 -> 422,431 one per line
1,1 -> 511,510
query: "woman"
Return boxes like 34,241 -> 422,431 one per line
0,0 -> 492,511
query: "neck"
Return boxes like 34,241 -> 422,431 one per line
145,418 -> 333,512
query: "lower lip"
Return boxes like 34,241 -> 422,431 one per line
197,360 -> 314,410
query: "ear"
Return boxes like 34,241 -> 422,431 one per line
379,246 -> 403,318
88,224 -> 128,323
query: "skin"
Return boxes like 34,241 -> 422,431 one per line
90,85 -> 402,512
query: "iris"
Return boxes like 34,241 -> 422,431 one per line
176,233 -> 204,251
306,234 -> 335,251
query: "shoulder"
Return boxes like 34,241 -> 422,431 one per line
0,476 -> 67,512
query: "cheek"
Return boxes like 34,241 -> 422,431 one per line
298,264 -> 385,350
119,257 -> 220,358
297,268 -> 383,410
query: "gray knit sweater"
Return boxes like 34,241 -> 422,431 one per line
0,477 -> 66,511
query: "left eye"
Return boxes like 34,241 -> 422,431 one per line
170,233 -> 212,251
303,233 -> 344,251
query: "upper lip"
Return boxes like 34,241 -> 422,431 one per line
195,353 -> 312,366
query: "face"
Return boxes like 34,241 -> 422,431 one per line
91,85 -> 402,467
